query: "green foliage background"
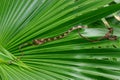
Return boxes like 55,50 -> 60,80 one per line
0,0 -> 120,80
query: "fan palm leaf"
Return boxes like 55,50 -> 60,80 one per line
0,0 -> 120,80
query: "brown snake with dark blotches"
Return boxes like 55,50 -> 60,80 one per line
12,26 -> 117,63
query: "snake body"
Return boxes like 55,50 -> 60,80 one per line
20,26 -> 117,49
19,26 -> 84,48
33,26 -> 84,45
17,26 -> 117,63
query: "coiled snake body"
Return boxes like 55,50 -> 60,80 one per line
8,26 -> 117,64
20,26 -> 117,48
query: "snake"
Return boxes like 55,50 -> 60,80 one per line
10,26 -> 116,64
19,26 -> 85,48
19,26 -> 117,48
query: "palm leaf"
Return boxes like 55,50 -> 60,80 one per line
0,0 -> 120,80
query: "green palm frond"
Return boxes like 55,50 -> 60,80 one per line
0,0 -> 120,80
